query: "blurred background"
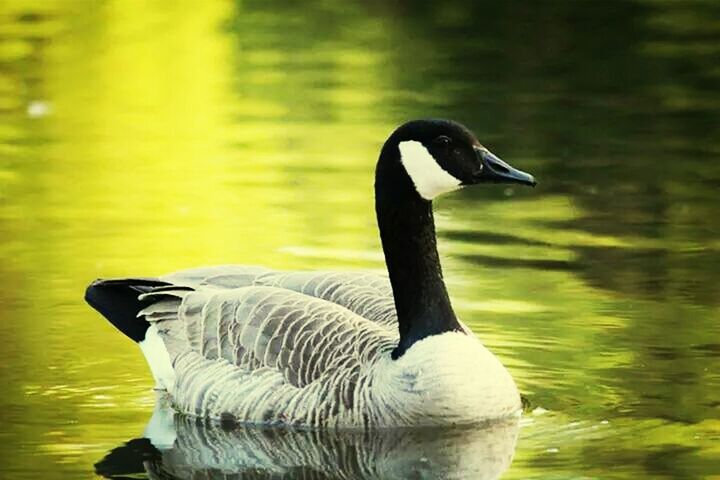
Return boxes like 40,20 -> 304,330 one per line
0,0 -> 719,478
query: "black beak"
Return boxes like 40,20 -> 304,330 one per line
471,147 -> 536,187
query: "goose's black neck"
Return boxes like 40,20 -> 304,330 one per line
375,142 -> 463,359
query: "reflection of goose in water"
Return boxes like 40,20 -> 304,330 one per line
95,403 -> 520,480
85,119 -> 536,428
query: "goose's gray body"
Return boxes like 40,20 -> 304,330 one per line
131,265 -> 520,428
86,119 -> 536,430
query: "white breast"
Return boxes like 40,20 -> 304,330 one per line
370,332 -> 521,426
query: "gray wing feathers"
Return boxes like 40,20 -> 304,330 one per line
135,268 -> 403,425
139,283 -> 397,388
183,287 -> 395,388
255,271 -> 398,328
157,266 -> 399,328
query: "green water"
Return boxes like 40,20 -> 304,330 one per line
1,0 -> 719,478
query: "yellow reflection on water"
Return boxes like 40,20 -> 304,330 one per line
1,0 -> 719,479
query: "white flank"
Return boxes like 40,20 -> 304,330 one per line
139,323 -> 175,392
399,140 -> 461,200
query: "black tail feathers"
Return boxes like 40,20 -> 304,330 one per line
85,278 -> 171,342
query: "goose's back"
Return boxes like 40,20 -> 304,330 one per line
160,266 -> 399,327
141,272 -> 400,427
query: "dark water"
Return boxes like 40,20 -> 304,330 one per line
1,1 -> 719,478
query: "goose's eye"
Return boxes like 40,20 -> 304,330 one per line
434,135 -> 451,148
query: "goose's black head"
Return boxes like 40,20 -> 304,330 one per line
378,119 -> 536,201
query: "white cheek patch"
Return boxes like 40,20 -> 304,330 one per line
398,140 -> 462,200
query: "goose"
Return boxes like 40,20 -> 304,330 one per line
85,119 -> 536,429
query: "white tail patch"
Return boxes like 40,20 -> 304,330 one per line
399,140 -> 461,200
139,323 -> 175,392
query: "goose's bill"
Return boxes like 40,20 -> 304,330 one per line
470,147 -> 537,187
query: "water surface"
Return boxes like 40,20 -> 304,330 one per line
0,1 -> 719,478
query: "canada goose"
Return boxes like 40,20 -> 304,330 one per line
85,119 -> 536,429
